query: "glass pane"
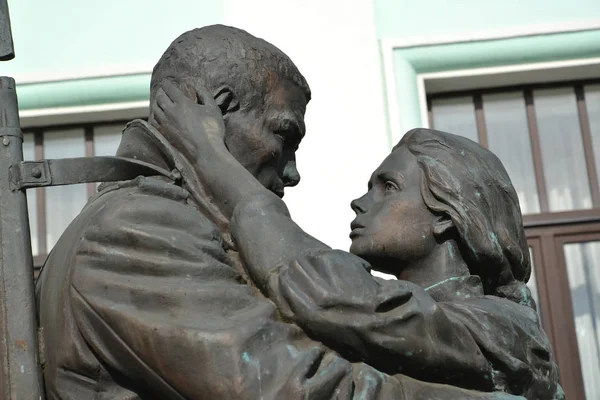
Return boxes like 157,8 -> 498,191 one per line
44,129 -> 87,250
94,124 -> 123,156
535,88 -> 592,212
484,92 -> 540,214
528,247 -> 540,313
431,96 -> 479,143
93,124 -> 124,192
23,133 -> 38,256
586,85 -> 600,190
564,241 -> 600,400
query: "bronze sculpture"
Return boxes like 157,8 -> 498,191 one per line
35,25 -> 563,399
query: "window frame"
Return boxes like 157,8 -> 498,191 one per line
426,79 -> 600,400
427,78 -> 600,214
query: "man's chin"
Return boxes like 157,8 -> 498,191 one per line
267,178 -> 285,198
349,241 -> 368,257
260,180 -> 285,198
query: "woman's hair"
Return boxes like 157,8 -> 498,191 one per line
397,128 -> 535,309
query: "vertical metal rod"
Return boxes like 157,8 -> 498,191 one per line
575,85 -> 600,207
85,126 -> 96,198
0,76 -> 45,399
34,131 -> 47,256
524,89 -> 550,213
474,94 -> 489,148
426,98 -> 434,129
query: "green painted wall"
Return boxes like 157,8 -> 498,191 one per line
5,0 -> 223,77
375,0 -> 600,39
393,29 -> 600,132
4,0 -> 223,110
375,0 -> 600,143
17,74 -> 151,110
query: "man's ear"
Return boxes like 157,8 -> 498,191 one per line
214,86 -> 239,115
432,215 -> 454,237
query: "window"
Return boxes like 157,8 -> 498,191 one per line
428,79 -> 600,400
23,121 -> 128,270
429,81 -> 600,215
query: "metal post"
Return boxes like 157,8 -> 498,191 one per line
0,0 -> 46,398
0,0 -> 15,61
0,77 -> 45,400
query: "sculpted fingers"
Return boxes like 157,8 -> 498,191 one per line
304,354 -> 352,398
195,85 -> 219,109
283,347 -> 352,398
161,79 -> 190,105
293,346 -> 326,380
155,87 -> 174,112
152,105 -> 167,127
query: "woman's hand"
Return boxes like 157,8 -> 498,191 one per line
152,79 -> 226,163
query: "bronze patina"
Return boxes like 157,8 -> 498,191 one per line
0,17 -> 563,399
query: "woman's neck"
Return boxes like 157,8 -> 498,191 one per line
395,240 -> 470,288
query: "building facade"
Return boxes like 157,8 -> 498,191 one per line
5,0 -> 600,398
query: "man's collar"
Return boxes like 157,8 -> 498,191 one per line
424,275 -> 484,302
116,119 -> 182,174
115,119 -> 234,247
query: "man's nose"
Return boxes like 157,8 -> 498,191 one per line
350,194 -> 368,214
282,161 -> 301,187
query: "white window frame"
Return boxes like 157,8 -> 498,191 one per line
380,19 -> 600,145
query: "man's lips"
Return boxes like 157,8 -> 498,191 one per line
272,177 -> 285,198
274,188 -> 285,198
350,221 -> 365,239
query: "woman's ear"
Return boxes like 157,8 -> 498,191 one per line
214,85 -> 239,115
432,215 -> 454,237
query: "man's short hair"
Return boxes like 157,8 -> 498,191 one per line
150,24 -> 311,110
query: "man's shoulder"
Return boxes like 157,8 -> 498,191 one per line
90,177 -> 217,234
43,176 -> 223,273
39,176 -> 229,292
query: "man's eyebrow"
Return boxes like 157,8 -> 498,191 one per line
278,116 -> 305,140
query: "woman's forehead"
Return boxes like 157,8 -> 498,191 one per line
380,146 -> 414,171
370,147 -> 418,182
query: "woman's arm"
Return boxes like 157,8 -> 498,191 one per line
230,191 -> 494,391
153,82 -> 493,390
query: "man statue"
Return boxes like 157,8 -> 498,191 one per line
36,25 -> 530,399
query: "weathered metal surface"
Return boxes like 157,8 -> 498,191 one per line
0,76 -> 45,400
10,156 -> 177,190
0,0 -> 14,60
34,25 -> 563,400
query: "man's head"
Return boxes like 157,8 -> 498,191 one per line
150,25 -> 310,197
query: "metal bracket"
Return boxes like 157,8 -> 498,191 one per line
10,160 -> 51,190
0,127 -> 23,138
10,156 -> 178,191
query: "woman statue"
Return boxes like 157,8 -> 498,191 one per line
153,81 -> 564,399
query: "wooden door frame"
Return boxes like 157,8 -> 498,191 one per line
526,221 -> 600,399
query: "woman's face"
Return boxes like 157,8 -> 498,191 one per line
349,146 -> 439,270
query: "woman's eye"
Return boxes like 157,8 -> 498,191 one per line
384,181 -> 398,193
